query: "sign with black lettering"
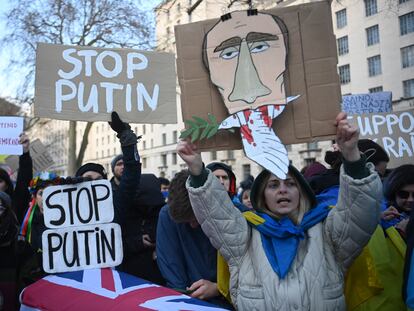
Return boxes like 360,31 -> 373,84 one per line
42,180 -> 123,273
0,116 -> 23,155
348,109 -> 414,168
43,180 -> 113,228
42,223 -> 123,273
342,92 -> 392,115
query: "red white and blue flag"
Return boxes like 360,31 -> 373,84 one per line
20,268 -> 229,311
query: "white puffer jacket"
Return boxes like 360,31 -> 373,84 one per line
187,164 -> 382,311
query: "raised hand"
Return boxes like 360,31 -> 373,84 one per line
109,111 -> 129,135
176,139 -> 203,175
19,132 -> 30,153
335,112 -> 360,162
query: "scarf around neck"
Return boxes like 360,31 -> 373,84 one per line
245,203 -> 332,279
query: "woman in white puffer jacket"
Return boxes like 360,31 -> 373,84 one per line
177,112 -> 382,311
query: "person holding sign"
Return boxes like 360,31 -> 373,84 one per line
75,111 -> 141,226
177,112 -> 382,310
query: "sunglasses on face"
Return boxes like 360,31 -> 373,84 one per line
396,190 -> 414,200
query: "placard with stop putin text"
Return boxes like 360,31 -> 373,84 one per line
0,116 -> 23,155
35,43 -> 177,123
348,109 -> 414,169
41,180 -> 123,273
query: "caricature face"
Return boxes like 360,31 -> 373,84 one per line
205,11 -> 287,114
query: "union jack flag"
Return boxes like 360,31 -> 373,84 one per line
20,268 -> 229,311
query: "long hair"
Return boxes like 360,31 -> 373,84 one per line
255,169 -> 311,224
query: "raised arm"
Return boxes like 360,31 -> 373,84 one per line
324,112 -> 382,270
177,139 -> 250,266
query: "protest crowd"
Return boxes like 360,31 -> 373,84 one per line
0,110 -> 413,311
0,2 -> 413,311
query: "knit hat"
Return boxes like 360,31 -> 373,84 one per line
111,154 -> 123,173
303,162 -> 327,180
251,165 -> 317,213
206,162 -> 237,197
75,163 -> 107,179
0,191 -> 11,209
383,164 -> 414,203
358,139 -> 389,165
0,168 -> 13,197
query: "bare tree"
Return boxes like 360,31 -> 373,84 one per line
1,0 -> 153,174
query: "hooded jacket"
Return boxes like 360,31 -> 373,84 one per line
186,162 -> 381,310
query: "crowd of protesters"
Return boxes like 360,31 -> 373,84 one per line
1,111 -> 414,311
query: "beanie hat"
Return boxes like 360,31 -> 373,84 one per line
75,163 -> 107,179
324,150 -> 342,169
206,162 -> 237,197
383,164 -> 414,203
251,165 -> 317,212
0,191 -> 12,209
358,139 -> 389,165
111,154 -> 123,173
303,162 -> 327,180
0,168 -> 13,197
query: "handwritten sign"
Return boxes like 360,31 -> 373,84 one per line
35,43 -> 177,123
6,139 -> 54,172
0,116 -> 23,155
342,92 -> 392,115
348,109 -> 414,168
42,180 -> 122,273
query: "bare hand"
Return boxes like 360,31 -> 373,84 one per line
142,234 -> 155,248
176,139 -> 203,175
335,112 -> 360,162
19,132 -> 30,153
381,206 -> 401,221
396,218 -> 409,233
188,279 -> 219,300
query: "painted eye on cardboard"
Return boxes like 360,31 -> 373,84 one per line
219,46 -> 239,59
250,41 -> 270,53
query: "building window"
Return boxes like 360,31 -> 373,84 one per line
368,55 -> 382,76
101,137 -> 104,144
166,26 -> 170,35
403,79 -> 414,97
227,150 -> 234,159
177,3 -> 181,13
211,151 -> 217,160
369,86 -> 383,93
401,45 -> 414,68
339,64 -> 350,84
399,0 -> 411,3
143,141 -> 146,149
366,25 -> 380,46
337,36 -> 349,55
400,12 -> 414,35
336,9 -> 347,28
162,133 -> 167,145
172,130 -> 177,143
364,0 -> 377,17
161,154 -> 167,167
242,164 -> 251,181
172,152 -> 177,165
305,158 -> 316,166
143,125 -> 146,134
151,139 -> 154,148
142,157 -> 147,168
113,148 -> 116,155
307,142 -> 318,150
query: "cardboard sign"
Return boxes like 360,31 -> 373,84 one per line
348,109 -> 414,168
342,92 -> 392,115
5,139 -> 54,172
42,223 -> 123,273
35,43 -> 177,123
43,180 -> 113,229
0,116 -> 23,155
175,1 -> 341,151
42,180 -> 122,273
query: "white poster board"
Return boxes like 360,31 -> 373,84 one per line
0,116 -> 23,155
42,223 -> 123,274
342,92 -> 392,115
42,180 -> 123,273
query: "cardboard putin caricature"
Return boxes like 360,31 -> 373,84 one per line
203,10 -> 298,180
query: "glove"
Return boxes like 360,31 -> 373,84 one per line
108,111 -> 141,146
109,111 -> 129,135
